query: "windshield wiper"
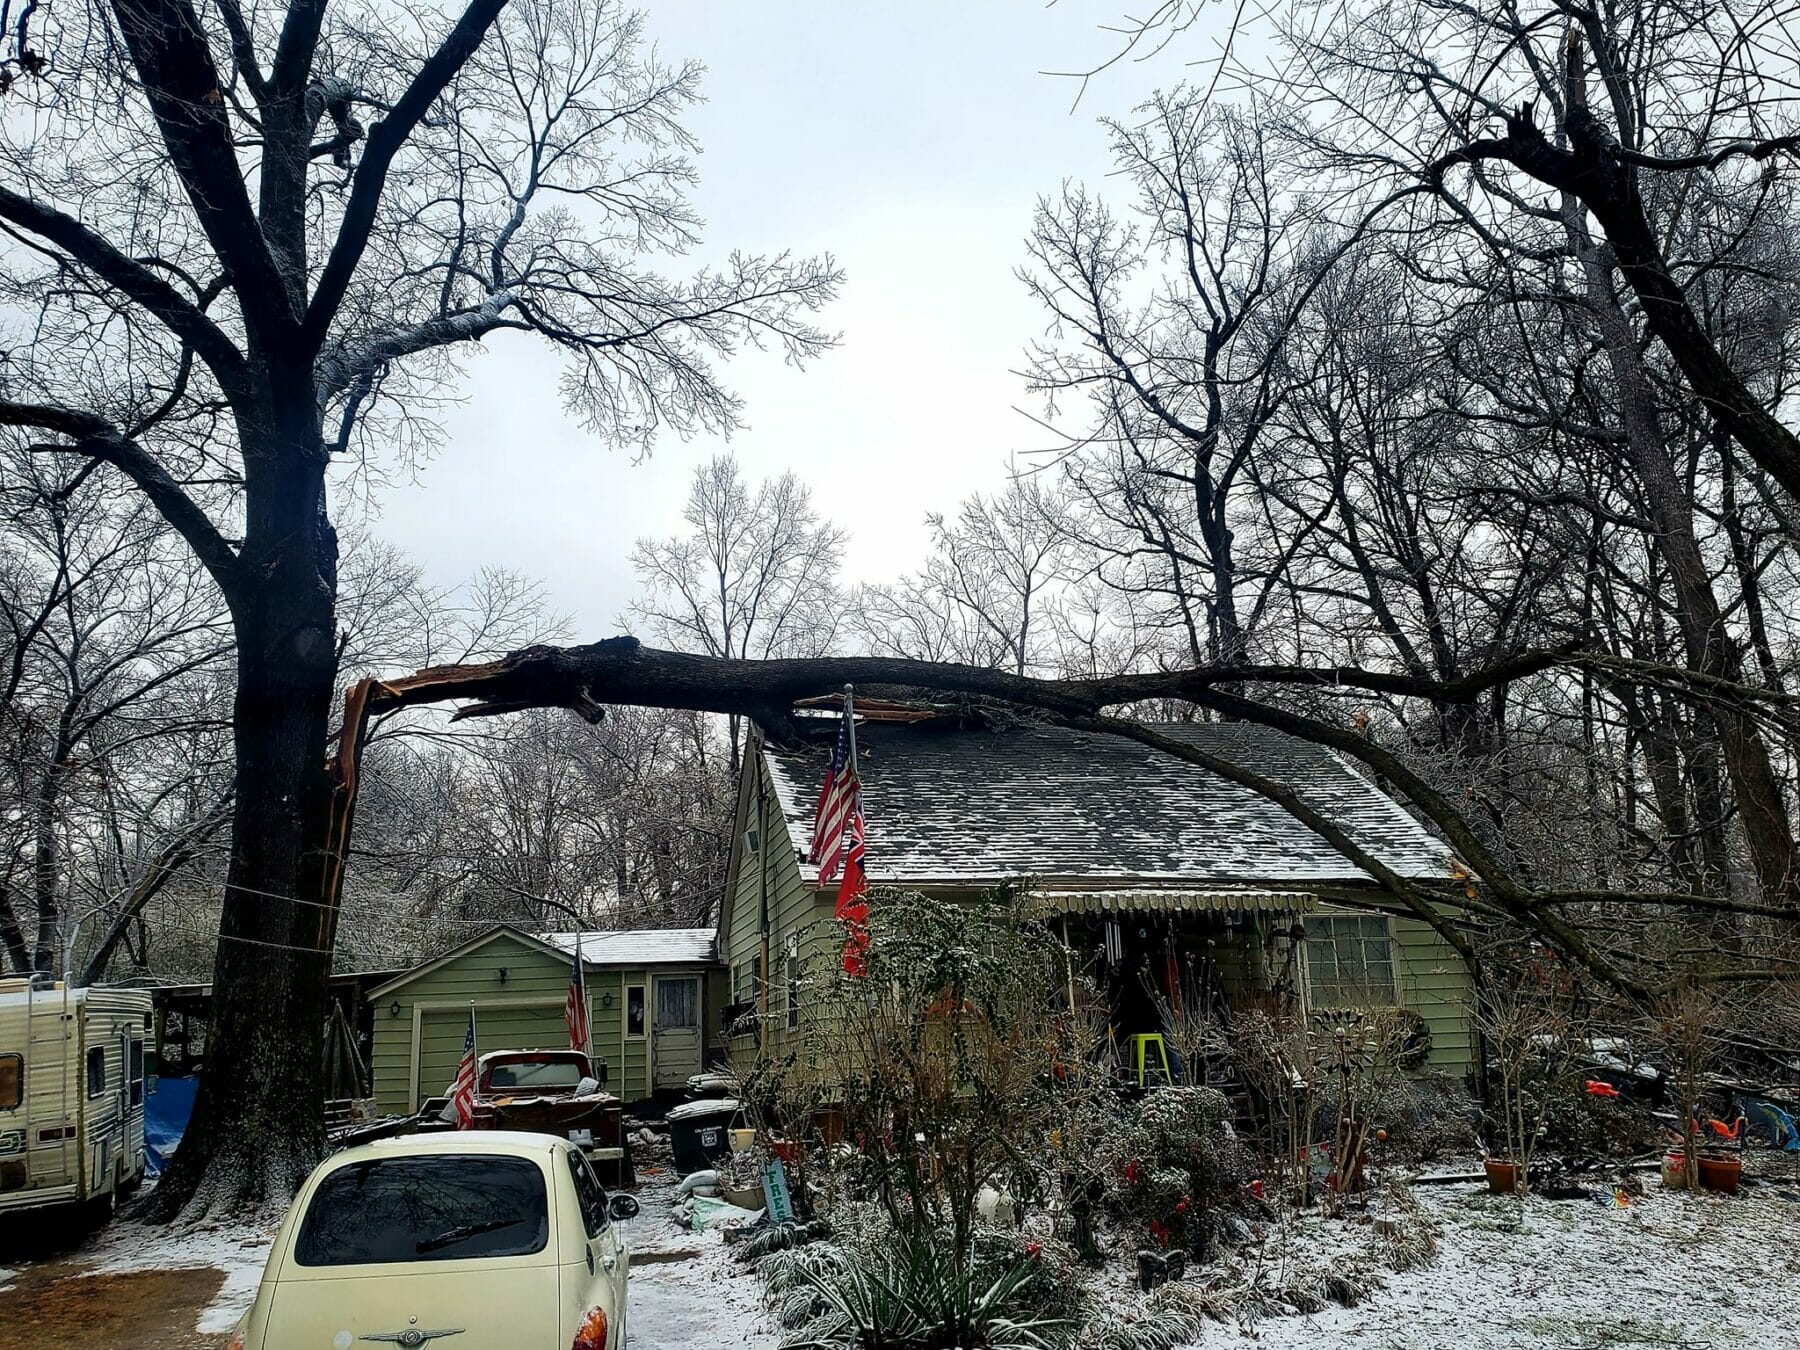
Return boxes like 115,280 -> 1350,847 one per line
415,1218 -> 524,1254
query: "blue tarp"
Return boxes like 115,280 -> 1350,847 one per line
144,1075 -> 198,1176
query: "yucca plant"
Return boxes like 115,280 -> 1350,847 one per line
783,1239 -> 1071,1349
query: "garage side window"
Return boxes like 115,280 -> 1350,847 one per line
86,1045 -> 106,1098
1305,916 -> 1396,1008
625,985 -> 646,1039
0,1053 -> 20,1109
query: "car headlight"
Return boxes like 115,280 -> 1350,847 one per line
571,1305 -> 609,1350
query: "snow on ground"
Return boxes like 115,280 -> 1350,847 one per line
1242,1177 -> 1800,1349
79,1210 -> 277,1334
625,1162 -> 778,1350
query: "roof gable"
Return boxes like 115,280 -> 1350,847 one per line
368,924 -> 565,999
761,720 -> 1456,890
371,925 -> 720,999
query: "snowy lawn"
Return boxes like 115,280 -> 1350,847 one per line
1243,1175 -> 1800,1349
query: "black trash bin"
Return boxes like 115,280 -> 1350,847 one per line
667,1097 -> 741,1175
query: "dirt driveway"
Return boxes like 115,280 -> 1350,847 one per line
0,1261 -> 226,1350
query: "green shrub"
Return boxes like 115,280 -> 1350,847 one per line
780,1236 -> 1072,1349
1107,1086 -> 1244,1256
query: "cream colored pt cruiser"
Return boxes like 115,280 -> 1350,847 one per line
228,1131 -> 638,1350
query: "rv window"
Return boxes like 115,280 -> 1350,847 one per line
0,1054 -> 20,1110
129,1039 -> 145,1106
86,1045 -> 106,1098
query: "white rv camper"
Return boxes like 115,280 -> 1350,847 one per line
0,978 -> 151,1216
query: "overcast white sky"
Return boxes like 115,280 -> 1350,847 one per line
369,2 -> 1208,635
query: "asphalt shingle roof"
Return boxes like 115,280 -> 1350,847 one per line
764,720 -> 1455,889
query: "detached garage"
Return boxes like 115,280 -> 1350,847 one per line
367,924 -> 725,1114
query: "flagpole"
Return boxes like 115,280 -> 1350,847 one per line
843,683 -> 857,761
469,998 -> 478,1067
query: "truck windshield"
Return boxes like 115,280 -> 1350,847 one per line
294,1155 -> 548,1266
485,1061 -> 583,1091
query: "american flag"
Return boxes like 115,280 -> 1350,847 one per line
837,798 -> 870,977
450,1009 -> 478,1129
565,939 -> 590,1054
811,710 -> 860,881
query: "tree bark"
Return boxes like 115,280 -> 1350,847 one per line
148,416 -> 340,1217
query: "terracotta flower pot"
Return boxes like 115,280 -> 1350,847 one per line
1696,1154 -> 1741,1194
1484,1157 -> 1522,1194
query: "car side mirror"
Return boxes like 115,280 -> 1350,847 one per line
607,1194 -> 640,1222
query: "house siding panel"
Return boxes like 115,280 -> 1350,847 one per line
1391,917 -> 1475,1074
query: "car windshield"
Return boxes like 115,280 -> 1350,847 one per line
293,1154 -> 548,1266
485,1060 -> 583,1091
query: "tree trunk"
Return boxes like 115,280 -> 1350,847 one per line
0,882 -> 29,974
1568,217 -> 1796,902
149,407 -> 341,1218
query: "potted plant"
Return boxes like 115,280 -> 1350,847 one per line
1475,956 -> 1585,1195
1647,980 -> 1732,1193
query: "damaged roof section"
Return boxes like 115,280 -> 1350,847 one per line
762,720 -> 1457,891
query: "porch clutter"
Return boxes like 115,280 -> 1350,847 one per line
628,881 -> 1800,1350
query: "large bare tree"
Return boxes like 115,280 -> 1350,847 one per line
0,0 -> 838,1215
631,453 -> 847,768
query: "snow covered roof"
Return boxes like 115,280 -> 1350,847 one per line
540,928 -> 717,966
762,720 -> 1457,890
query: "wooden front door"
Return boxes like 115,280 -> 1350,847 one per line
651,975 -> 702,1091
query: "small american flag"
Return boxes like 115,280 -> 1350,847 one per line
565,939 -> 590,1054
450,1009 -> 478,1129
811,709 -> 860,882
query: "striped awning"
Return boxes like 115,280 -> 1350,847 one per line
1028,889 -> 1317,917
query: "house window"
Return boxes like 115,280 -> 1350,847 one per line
786,936 -> 801,1031
86,1045 -> 106,1099
625,985 -> 646,1039
0,1053 -> 20,1110
656,978 -> 699,1030
1305,916 -> 1396,1008
732,957 -> 762,1006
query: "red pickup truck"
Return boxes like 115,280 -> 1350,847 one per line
408,1048 -> 630,1183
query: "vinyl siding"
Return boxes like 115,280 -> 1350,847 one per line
1390,916 -> 1476,1074
725,753 -> 823,1055
368,932 -> 714,1113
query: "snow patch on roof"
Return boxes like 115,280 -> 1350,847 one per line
539,928 -> 717,966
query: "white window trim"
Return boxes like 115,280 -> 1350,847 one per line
1299,911 -> 1398,1014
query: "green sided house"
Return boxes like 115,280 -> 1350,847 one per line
720,715 -> 1478,1077
366,926 -> 726,1114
